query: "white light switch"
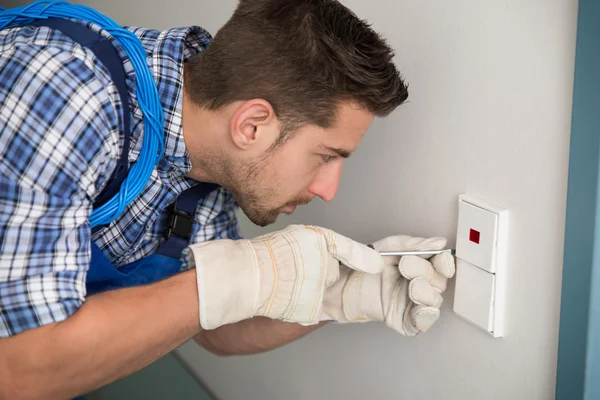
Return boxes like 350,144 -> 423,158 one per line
456,200 -> 498,273
454,259 -> 495,331
453,194 -> 508,337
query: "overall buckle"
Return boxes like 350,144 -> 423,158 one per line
163,204 -> 194,240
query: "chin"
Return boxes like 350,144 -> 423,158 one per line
243,209 -> 280,227
253,216 -> 279,227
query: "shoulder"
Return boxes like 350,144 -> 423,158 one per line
0,26 -> 121,199
125,25 -> 213,58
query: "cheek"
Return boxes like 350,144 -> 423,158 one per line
267,154 -> 319,194
271,147 -> 320,178
277,164 -> 318,189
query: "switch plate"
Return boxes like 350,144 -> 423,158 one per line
453,194 -> 508,337
454,259 -> 495,331
457,197 -> 499,273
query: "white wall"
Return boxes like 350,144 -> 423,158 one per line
185,1 -> 578,397
6,0 -> 578,398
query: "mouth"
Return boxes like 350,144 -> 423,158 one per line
279,197 -> 313,214
281,205 -> 297,213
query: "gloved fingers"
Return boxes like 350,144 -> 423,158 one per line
371,235 -> 413,266
387,303 -> 439,336
326,257 -> 341,287
409,277 -> 444,308
381,262 -> 402,282
380,254 -> 402,268
342,270 -> 386,322
383,280 -> 419,336
371,235 -> 412,252
398,256 -> 448,292
401,307 -> 421,336
385,277 -> 443,336
430,252 -> 456,279
313,227 -> 384,274
372,235 -> 447,253
374,236 -> 448,266
410,305 -> 440,333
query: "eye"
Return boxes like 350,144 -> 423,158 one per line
321,154 -> 338,163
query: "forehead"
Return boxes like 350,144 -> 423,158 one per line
334,102 -> 374,134
297,102 -> 375,149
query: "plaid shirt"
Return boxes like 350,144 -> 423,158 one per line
0,20 -> 241,337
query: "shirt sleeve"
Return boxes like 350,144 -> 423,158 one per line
0,43 -> 120,337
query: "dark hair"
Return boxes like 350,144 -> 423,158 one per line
185,0 -> 408,137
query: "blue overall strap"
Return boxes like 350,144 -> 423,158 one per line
86,182 -> 219,296
158,183 -> 220,258
27,18 -> 132,230
1,1 -> 166,229
86,249 -> 184,296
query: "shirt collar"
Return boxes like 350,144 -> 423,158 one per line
151,26 -> 212,175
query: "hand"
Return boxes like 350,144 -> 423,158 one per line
321,235 -> 456,336
188,225 -> 384,330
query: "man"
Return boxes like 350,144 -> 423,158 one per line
0,0 -> 455,398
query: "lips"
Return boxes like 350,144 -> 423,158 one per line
282,205 -> 297,213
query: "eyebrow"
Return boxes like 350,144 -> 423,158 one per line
322,145 -> 352,159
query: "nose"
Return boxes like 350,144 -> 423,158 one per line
308,162 -> 342,202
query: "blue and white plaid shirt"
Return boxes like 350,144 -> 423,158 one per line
0,20 -> 241,337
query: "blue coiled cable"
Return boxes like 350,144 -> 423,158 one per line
0,1 -> 164,228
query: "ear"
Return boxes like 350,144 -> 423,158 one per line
229,99 -> 279,151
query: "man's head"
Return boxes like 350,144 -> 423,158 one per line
183,0 -> 408,226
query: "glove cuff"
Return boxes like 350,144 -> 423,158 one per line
190,239 -> 259,330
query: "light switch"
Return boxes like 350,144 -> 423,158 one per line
453,194 -> 508,337
454,259 -> 495,331
456,200 -> 499,273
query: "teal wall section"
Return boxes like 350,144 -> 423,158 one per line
556,0 -> 600,398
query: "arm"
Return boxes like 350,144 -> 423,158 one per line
0,43 -> 197,399
195,318 -> 326,356
0,270 -> 200,400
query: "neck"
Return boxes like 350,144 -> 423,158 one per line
181,87 -> 225,183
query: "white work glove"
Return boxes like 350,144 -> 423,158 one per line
321,236 -> 456,336
189,225 -> 384,330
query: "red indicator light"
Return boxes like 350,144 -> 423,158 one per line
469,229 -> 480,244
